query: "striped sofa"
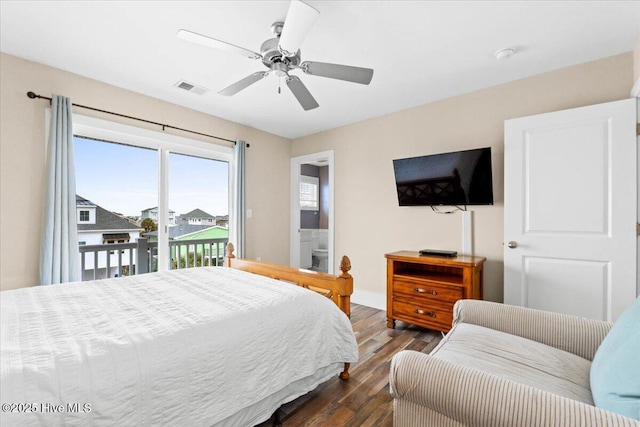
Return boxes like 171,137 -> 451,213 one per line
389,300 -> 639,427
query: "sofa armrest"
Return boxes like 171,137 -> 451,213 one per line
452,300 -> 612,360
390,350 -> 639,427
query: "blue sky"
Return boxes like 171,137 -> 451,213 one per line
74,137 -> 229,217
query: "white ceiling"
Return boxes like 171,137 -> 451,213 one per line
1,1 -> 639,140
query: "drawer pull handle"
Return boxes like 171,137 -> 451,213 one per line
414,309 -> 436,317
414,288 -> 437,295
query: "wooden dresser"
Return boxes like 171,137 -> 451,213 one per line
385,251 -> 485,333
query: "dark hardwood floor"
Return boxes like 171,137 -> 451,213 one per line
258,303 -> 442,427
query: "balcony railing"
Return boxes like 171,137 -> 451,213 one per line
79,237 -> 228,281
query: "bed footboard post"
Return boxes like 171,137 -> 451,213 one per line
337,258 -> 352,380
337,256 -> 353,318
224,243 -> 235,267
339,363 -> 351,380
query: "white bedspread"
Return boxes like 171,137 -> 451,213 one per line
0,267 -> 358,426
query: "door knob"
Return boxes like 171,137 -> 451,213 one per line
507,241 -> 518,249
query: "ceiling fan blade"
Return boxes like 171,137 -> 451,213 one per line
219,72 -> 268,96
278,0 -> 320,57
177,29 -> 261,59
286,76 -> 319,110
301,61 -> 374,85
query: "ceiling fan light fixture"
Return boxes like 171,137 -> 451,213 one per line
272,62 -> 289,76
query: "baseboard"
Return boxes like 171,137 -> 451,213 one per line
351,290 -> 386,311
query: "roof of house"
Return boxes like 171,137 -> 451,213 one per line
76,195 -> 96,207
144,223 -> 211,239
168,223 -> 213,239
77,195 -> 143,232
141,206 -> 175,213
174,226 -> 229,241
181,208 -> 215,219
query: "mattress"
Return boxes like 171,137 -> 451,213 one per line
0,267 -> 358,426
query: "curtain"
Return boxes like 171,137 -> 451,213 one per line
40,95 -> 81,285
230,140 -> 247,258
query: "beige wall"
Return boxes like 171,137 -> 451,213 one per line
292,52 -> 634,306
1,51 -> 634,297
0,53 -> 292,290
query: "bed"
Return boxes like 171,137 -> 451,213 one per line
0,244 -> 358,426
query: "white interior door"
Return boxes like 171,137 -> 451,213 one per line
504,98 -> 637,322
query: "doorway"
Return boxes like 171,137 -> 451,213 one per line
290,151 -> 334,273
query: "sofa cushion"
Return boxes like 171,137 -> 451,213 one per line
590,296 -> 640,420
430,322 -> 593,404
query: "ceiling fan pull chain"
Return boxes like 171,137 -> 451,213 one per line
278,77 -> 282,94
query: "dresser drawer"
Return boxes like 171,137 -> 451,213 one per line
392,277 -> 463,303
392,299 -> 454,331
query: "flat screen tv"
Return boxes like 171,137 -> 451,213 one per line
393,147 -> 494,206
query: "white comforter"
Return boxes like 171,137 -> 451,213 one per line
0,267 -> 358,426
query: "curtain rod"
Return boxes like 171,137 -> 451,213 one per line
26,91 -> 248,147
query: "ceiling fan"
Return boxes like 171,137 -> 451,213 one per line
177,0 -> 374,111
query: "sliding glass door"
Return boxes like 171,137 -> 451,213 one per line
73,114 -> 232,279
168,152 -> 229,269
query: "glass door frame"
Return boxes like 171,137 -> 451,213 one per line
72,113 -> 233,272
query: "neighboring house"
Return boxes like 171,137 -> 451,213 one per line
77,195 -> 144,280
180,208 -> 216,225
174,225 -> 229,242
144,223 -> 210,241
215,215 -> 229,228
143,223 -> 229,265
125,215 -> 141,224
141,206 -> 176,224
172,226 -> 229,267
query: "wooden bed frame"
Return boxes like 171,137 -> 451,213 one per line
224,243 -> 354,380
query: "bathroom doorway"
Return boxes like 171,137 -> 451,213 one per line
290,151 -> 334,274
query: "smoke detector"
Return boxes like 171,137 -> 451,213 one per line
495,48 -> 515,61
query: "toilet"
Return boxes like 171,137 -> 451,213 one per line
312,248 -> 329,272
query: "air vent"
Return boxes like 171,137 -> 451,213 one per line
174,80 -> 209,95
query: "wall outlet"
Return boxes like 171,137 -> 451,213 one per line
256,256 -> 262,261
246,208 -> 252,219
